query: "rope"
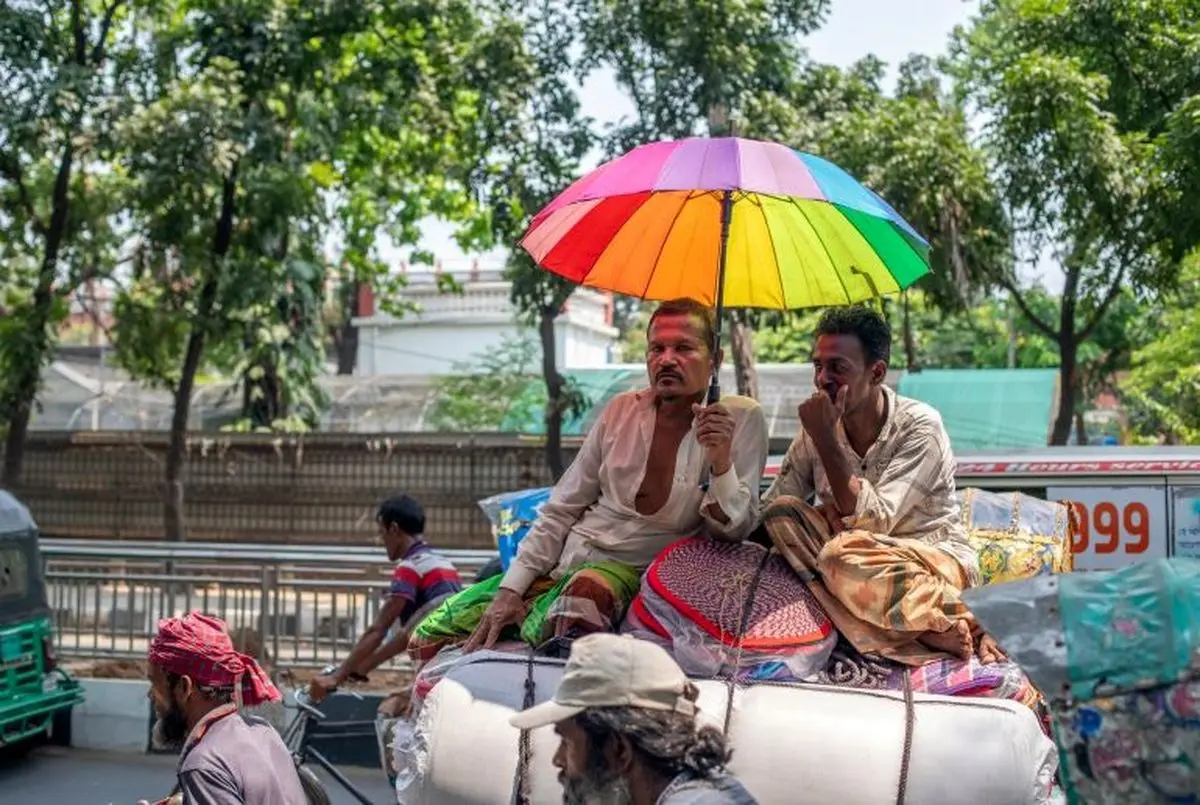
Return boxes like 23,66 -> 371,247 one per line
721,548 -> 773,737
896,671 -> 916,805
811,636 -> 895,689
513,647 -> 537,805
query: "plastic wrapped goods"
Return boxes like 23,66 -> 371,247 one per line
402,653 -> 1059,805
959,488 -> 1076,586
477,488 -> 552,571
964,558 -> 1200,804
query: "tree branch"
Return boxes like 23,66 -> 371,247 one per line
91,0 -> 127,65
71,0 -> 86,66
995,273 -> 1058,339
1077,263 -> 1129,343
0,152 -> 46,236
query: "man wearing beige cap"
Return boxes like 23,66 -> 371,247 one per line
510,633 -> 758,805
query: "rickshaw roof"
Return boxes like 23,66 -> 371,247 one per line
0,489 -> 36,538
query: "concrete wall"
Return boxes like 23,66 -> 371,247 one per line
72,679 -> 383,768
73,679 -> 153,753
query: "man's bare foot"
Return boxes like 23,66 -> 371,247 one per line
976,632 -> 1007,664
919,620 -> 974,660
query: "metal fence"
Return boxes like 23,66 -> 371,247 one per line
42,539 -> 496,670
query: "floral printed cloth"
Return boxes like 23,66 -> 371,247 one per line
960,488 -> 1076,586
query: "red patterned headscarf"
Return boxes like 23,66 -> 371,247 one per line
148,611 -> 280,708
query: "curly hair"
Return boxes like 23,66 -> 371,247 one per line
815,305 -> 891,365
573,686 -> 731,781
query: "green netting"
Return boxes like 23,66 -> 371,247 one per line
897,368 -> 1057,451
498,368 -> 642,435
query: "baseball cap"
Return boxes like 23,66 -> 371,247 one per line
509,634 -> 695,730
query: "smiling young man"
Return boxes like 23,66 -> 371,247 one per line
408,298 -> 770,660
761,306 -> 1003,666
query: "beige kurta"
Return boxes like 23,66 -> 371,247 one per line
763,386 -> 980,587
500,389 -> 770,596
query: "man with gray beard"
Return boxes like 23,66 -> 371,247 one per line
510,633 -> 757,805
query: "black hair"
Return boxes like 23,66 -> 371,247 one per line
165,671 -> 234,705
574,696 -> 731,781
815,305 -> 892,365
377,494 -> 425,535
647,298 -> 719,354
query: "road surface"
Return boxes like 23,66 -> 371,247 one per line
0,745 -> 396,804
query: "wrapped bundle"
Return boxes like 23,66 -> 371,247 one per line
965,558 -> 1200,804
621,537 -> 837,679
960,488 -> 1077,585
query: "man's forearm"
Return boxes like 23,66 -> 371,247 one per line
811,432 -> 859,515
359,633 -> 409,673
334,630 -> 386,683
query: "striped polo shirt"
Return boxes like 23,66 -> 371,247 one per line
389,539 -> 463,622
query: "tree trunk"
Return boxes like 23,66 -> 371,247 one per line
728,311 -> 758,398
1,287 -> 52,488
163,168 -> 238,541
1051,334 -> 1078,446
902,292 -> 918,371
2,139 -> 77,487
1074,410 -> 1089,446
242,357 -> 283,429
334,280 -> 360,375
539,308 -> 568,482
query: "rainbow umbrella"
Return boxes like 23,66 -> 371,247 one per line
520,136 -> 931,399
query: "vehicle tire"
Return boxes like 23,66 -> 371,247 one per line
474,556 -> 503,583
297,764 -> 333,805
48,707 -> 72,747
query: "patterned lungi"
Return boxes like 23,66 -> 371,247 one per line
408,561 -> 641,662
762,495 -> 975,666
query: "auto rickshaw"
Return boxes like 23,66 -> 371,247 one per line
0,489 -> 84,748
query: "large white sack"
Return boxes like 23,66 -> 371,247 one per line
397,653 -> 1058,805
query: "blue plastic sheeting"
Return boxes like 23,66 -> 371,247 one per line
476,487 -> 552,570
897,368 -> 1058,450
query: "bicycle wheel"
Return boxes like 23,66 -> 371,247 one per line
297,764 -> 333,805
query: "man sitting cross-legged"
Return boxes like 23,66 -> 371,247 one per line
409,298 -> 770,660
761,306 -> 1003,665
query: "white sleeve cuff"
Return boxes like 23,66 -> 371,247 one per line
499,563 -> 539,597
709,466 -> 743,515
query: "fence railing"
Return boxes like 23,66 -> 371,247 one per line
41,540 -> 496,670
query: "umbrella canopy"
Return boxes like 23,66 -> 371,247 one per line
520,136 -> 930,310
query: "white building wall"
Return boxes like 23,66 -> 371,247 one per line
352,271 -> 618,376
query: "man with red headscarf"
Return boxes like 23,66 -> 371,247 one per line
146,611 -> 307,804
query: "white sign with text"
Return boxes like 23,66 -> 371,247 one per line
1047,485 -> 1167,571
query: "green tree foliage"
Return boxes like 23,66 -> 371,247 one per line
951,0 -> 1198,444
428,334 -> 543,432
0,0 -> 137,485
107,0 -> 531,539
1122,253 -> 1200,444
471,0 -> 594,480
780,56 -> 1010,312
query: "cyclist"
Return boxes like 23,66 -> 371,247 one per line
308,493 -> 463,715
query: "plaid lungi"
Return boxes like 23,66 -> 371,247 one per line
762,495 -> 975,666
408,561 -> 640,662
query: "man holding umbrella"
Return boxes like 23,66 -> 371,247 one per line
408,298 -> 770,660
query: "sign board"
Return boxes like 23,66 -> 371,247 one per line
1173,486 -> 1200,560
1047,485 -> 1167,571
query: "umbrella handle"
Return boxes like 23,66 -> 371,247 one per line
706,375 -> 721,405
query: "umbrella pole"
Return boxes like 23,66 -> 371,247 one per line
707,189 -> 734,405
